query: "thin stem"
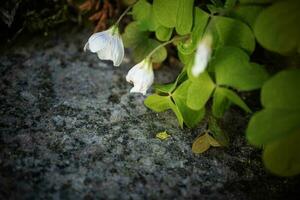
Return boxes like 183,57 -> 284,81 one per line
147,35 -> 189,60
115,4 -> 134,26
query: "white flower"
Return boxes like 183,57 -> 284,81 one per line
84,26 -> 124,66
192,35 -> 213,77
126,59 -> 154,95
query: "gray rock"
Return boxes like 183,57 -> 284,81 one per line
0,28 -> 299,200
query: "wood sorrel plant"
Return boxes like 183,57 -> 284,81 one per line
85,0 -> 300,177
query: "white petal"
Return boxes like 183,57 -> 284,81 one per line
87,31 -> 111,53
111,35 -> 124,66
126,62 -> 143,82
97,46 -> 112,60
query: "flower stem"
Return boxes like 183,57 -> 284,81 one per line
115,4 -> 134,26
147,35 -> 189,60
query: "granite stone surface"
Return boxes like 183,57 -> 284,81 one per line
0,29 -> 299,199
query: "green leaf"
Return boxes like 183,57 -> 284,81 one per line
122,22 -> 167,63
211,16 -> 255,54
154,83 -> 174,94
208,116 -> 229,146
178,8 -> 210,55
263,130 -> 300,177
132,0 -> 159,31
169,100 -> 184,128
153,0 -> 194,35
154,69 -> 188,94
144,93 -> 185,128
239,0 -> 274,4
172,80 -> 205,128
213,46 -> 269,91
247,109 -> 300,145
212,87 -> 231,118
224,0 -> 237,9
175,0 -> 194,35
246,69 -> 300,177
155,26 -> 173,41
178,50 -> 194,65
187,72 -> 215,110
229,5 -> 264,29
148,41 -> 168,63
153,0 -> 178,28
254,0 -> 300,54
261,70 -> 300,109
144,94 -> 171,112
219,87 -> 251,113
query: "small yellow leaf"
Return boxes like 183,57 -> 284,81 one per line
192,133 -> 210,154
207,134 -> 222,147
192,132 -> 222,154
156,131 -> 171,140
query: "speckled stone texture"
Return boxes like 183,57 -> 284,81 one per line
0,28 -> 299,200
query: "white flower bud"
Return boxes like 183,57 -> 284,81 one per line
84,26 -> 124,67
192,35 -> 213,77
126,59 -> 154,95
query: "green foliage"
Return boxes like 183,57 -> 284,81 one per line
228,5 -> 263,29
187,72 -> 215,110
145,75 -> 205,128
247,70 -> 300,176
132,0 -> 158,31
155,26 -> 173,41
144,94 -> 170,112
125,0 -> 300,177
153,0 -> 194,35
254,0 -> 300,54
239,0 -> 274,4
210,16 -> 255,54
208,116 -> 229,146
122,22 -> 167,63
212,46 -> 269,91
178,8 -> 210,55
